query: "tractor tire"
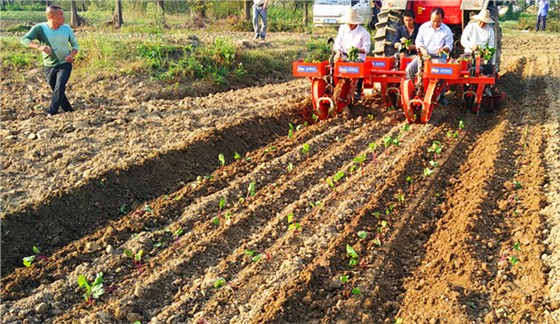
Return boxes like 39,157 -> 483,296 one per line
373,9 -> 402,57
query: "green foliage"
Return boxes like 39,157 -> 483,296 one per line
78,272 -> 104,303
304,38 -> 332,62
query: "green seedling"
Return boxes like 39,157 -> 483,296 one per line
406,175 -> 415,193
346,244 -> 359,267
507,256 -> 519,265
384,136 -> 399,148
264,146 -> 276,153
234,151 -> 241,160
385,204 -> 395,216
286,162 -> 294,174
214,277 -> 226,288
357,231 -> 368,239
429,160 -> 439,168
373,238 -> 382,247
78,272 -> 104,304
427,140 -> 443,159
353,154 -> 366,175
423,167 -> 434,177
335,136 -> 343,142
288,123 -> 294,138
369,142 -> 378,163
513,181 -> 522,189
22,245 -> 48,267
459,120 -> 465,130
153,242 -> 168,249
118,203 -> 128,215
402,123 -> 410,132
347,46 -> 360,62
244,249 -> 271,262
246,182 -> 256,201
124,249 -> 144,274
301,143 -> 310,159
340,275 -> 349,283
218,153 -> 226,169
372,211 -> 381,219
312,114 -> 319,123
287,212 -> 301,230
447,130 -> 459,138
396,193 -> 405,206
310,200 -> 322,208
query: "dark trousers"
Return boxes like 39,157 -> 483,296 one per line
536,15 -> 547,31
44,62 -> 73,115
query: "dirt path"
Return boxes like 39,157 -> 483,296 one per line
1,32 -> 559,323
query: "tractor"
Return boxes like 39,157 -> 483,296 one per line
372,0 -> 507,121
292,0 -> 508,123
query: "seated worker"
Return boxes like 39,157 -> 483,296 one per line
460,9 -> 495,77
405,7 -> 453,105
333,8 -> 371,103
392,9 -> 418,59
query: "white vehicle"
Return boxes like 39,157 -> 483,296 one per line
313,0 -> 373,27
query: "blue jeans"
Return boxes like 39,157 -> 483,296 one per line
44,62 -> 73,115
536,15 -> 547,31
253,5 -> 267,39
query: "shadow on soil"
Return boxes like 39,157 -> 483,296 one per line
1,112 -> 298,276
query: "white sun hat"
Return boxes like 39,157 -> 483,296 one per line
341,8 -> 365,24
471,9 -> 494,23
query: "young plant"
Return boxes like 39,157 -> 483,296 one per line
288,123 -> 295,138
286,162 -> 294,174
346,244 -> 359,267
427,140 -> 443,159
423,167 -> 434,177
301,143 -> 310,160
218,153 -> 226,170
357,231 -> 368,239
78,272 -> 104,304
396,193 -> 405,206
22,245 -> 48,267
353,154 -> 366,176
369,142 -> 378,163
244,249 -> 271,262
246,181 -> 256,201
459,120 -> 465,130
406,175 -> 415,194
287,212 -> 301,231
233,151 -> 241,160
214,277 -> 227,288
124,249 -> 144,274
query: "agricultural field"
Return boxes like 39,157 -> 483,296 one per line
1,21 -> 560,324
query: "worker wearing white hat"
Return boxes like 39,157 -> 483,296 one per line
333,8 -> 371,103
333,8 -> 371,63
461,9 -> 496,95
461,9 -> 495,62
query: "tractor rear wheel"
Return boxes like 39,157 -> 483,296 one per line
373,9 -> 402,57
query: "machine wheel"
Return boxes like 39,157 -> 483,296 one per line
311,78 -> 330,120
332,78 -> 351,115
401,79 -> 419,123
373,9 -> 402,57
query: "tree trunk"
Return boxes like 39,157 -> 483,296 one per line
303,1 -> 309,26
70,0 -> 85,27
244,0 -> 251,20
157,0 -> 166,26
113,0 -> 123,28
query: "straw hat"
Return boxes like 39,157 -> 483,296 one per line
341,8 -> 364,24
471,9 -> 493,23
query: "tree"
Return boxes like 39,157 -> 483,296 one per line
70,0 -> 86,27
113,0 -> 123,28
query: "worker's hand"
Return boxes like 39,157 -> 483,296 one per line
420,48 -> 428,58
64,54 -> 74,63
400,37 -> 407,44
334,51 -> 341,61
408,44 -> 416,51
470,44 -> 478,51
39,45 -> 52,55
359,48 -> 366,54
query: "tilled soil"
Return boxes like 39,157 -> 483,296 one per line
1,32 -> 560,323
